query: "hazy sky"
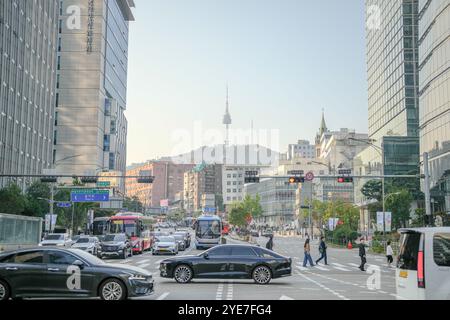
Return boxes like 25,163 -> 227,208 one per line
125,0 -> 368,165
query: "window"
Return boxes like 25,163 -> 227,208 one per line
434,234 -> 450,267
254,247 -> 282,259
208,246 -> 231,256
48,251 -> 78,265
14,251 -> 44,264
398,232 -> 421,270
231,246 -> 257,256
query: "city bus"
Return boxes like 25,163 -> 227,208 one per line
92,217 -> 110,239
193,215 -> 223,250
109,212 -> 156,254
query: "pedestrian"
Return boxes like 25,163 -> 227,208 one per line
316,236 -> 328,265
386,241 -> 394,268
303,238 -> 315,267
266,235 -> 274,251
358,238 -> 367,271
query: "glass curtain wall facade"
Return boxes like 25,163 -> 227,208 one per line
0,0 -> 60,188
245,179 -> 297,228
418,0 -> 450,214
54,0 -> 134,182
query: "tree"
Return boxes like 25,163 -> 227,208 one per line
361,180 -> 382,202
385,189 -> 413,229
0,184 -> 28,215
229,195 -> 263,228
123,196 -> 144,213
23,182 -> 50,218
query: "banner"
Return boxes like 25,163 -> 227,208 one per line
328,218 -> 339,231
45,214 -> 58,232
376,212 -> 392,232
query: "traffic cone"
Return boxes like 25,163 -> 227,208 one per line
347,241 -> 353,250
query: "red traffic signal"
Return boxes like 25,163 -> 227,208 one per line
289,177 -> 305,184
337,177 -> 354,183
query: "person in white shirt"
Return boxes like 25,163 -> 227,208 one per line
386,241 -> 394,268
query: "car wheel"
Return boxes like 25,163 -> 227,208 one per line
99,279 -> 127,301
252,266 -> 272,285
0,279 -> 11,301
174,265 -> 193,284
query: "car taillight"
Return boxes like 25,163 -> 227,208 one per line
417,250 -> 425,289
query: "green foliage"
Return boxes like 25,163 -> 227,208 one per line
0,184 -> 28,215
333,225 -> 358,242
385,189 -> 413,229
23,182 -> 51,218
361,180 -> 382,202
123,196 -> 144,213
229,195 -> 263,228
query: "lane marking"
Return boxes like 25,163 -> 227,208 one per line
216,280 -> 225,300
296,271 -> 349,300
280,295 -> 294,300
157,292 -> 170,300
227,281 -> 234,301
139,263 -> 151,269
137,259 -> 150,265
313,266 -> 330,271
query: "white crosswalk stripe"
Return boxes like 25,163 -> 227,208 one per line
297,266 -> 308,271
313,265 -> 330,271
137,259 -> 150,265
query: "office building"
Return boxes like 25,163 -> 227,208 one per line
418,0 -> 450,214
54,0 -> 135,184
126,161 -> 194,211
0,1 -> 60,188
287,140 -> 315,160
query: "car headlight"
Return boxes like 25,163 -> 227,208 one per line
128,273 -> 150,281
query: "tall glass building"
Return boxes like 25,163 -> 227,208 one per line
0,1 -> 60,188
418,0 -> 450,214
356,0 -> 421,184
54,0 -> 134,185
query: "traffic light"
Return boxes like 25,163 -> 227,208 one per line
40,176 -> 58,183
137,176 -> 154,184
337,177 -> 354,183
245,177 -> 260,184
81,176 -> 98,184
289,177 -> 305,184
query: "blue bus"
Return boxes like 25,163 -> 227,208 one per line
194,215 -> 222,250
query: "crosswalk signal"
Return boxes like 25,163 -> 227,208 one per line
245,177 -> 260,184
137,176 -> 154,184
337,177 -> 354,183
289,177 -> 305,184
81,176 -> 98,184
40,176 -> 58,183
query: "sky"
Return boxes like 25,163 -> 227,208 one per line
125,0 -> 368,165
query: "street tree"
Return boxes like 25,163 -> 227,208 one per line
385,189 -> 413,229
229,195 -> 263,228
0,184 -> 28,215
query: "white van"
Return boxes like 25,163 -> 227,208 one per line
396,227 -> 450,300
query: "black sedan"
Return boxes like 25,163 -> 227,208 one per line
0,248 -> 154,301
160,244 -> 292,285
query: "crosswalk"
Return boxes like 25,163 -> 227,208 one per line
296,261 -> 394,273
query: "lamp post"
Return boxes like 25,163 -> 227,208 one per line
349,137 -> 386,244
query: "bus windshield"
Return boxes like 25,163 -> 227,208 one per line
196,220 -> 221,239
92,220 -> 109,236
110,220 -> 139,238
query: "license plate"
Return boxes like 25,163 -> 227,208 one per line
399,271 -> 408,278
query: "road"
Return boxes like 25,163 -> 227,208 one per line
102,231 -> 399,301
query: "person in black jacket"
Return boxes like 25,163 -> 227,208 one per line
315,237 -> 328,265
266,235 -> 274,250
358,238 -> 367,271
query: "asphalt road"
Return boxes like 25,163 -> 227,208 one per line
102,231 -> 399,301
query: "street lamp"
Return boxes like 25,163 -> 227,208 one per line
349,137 -> 387,245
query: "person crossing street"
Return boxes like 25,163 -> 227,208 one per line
358,238 -> 367,271
316,236 -> 328,265
303,238 -> 315,267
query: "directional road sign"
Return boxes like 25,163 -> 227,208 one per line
56,202 -> 72,208
70,189 -> 110,203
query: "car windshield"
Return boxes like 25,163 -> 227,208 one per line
104,234 -> 126,242
158,236 -> 175,243
76,238 -> 91,244
45,235 -> 64,240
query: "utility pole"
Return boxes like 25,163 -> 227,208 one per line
49,183 -> 55,233
423,152 -> 432,226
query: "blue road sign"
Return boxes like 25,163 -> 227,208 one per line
70,190 -> 110,203
57,202 -> 72,208
203,207 -> 216,213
